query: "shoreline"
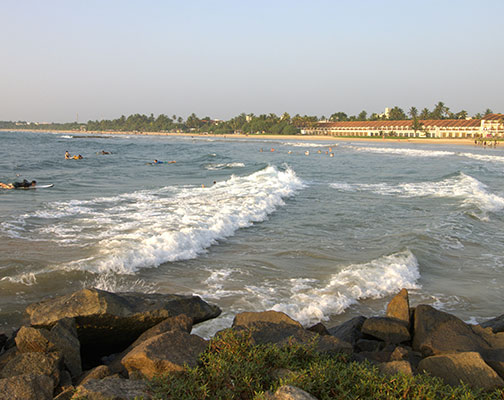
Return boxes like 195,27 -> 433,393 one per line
0,128 -> 481,146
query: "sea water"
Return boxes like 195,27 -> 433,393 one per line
1,131 -> 503,337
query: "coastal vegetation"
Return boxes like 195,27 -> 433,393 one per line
148,329 -> 504,400
0,102 -> 498,136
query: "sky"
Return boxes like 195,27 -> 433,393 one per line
1,0 -> 503,122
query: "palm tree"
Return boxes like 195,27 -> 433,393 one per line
408,107 -> 418,119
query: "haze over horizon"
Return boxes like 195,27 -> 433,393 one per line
1,0 -> 503,123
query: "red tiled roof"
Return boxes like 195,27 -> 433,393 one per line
483,113 -> 504,120
314,119 -> 481,129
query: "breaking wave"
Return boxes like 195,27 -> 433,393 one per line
262,250 -> 420,325
2,166 -> 304,274
330,173 -> 504,214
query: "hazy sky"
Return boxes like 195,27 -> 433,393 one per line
1,0 -> 503,122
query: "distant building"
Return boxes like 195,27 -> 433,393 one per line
301,114 -> 504,138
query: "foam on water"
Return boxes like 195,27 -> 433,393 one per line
346,144 -> 504,165
284,142 -> 336,148
204,162 -> 245,170
3,165 -> 304,274
250,250 -> 420,326
330,173 -> 504,214
345,145 -> 454,157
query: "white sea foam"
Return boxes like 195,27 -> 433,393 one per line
457,152 -> 504,164
204,162 -> 245,170
6,166 -> 304,274
345,145 -> 453,158
257,250 -> 420,325
1,273 -> 37,286
330,173 -> 504,214
345,145 -> 504,165
284,142 -> 336,148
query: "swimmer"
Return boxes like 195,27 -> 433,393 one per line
73,154 -> 83,160
65,151 -> 71,159
305,151 -> 309,156
0,179 -> 36,189
288,150 -> 292,154
271,148 -> 275,152
98,150 -> 110,155
330,153 -> 334,157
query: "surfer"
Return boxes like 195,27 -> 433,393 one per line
0,179 -> 37,189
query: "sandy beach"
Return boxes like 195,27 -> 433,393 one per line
0,129 -> 480,146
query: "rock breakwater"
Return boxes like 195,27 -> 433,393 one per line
0,288 -> 503,399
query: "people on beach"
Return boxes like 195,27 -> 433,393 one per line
0,179 -> 37,189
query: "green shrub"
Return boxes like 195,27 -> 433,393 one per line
147,329 -> 504,400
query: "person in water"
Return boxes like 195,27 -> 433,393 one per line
99,150 -> 110,155
0,179 -> 37,189
65,151 -> 71,159
73,154 -> 83,160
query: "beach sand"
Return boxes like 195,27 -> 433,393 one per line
1,129 -> 480,146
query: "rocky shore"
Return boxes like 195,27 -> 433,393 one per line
0,288 -> 503,399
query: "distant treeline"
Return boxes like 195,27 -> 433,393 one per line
1,102 -> 498,134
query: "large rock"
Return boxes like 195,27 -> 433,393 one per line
418,352 -> 504,390
265,385 -> 319,400
78,365 -> 112,386
0,347 -> 19,371
15,319 -> 81,378
328,316 -> 366,345
413,305 -> 489,357
472,325 -> 504,349
480,349 -> 504,380
108,314 -> 193,374
0,352 -> 62,387
121,330 -> 208,378
232,312 -> 352,355
378,360 -> 413,377
73,376 -> 148,400
386,289 -> 410,327
480,315 -> 504,333
0,374 -> 54,400
25,288 -> 220,351
361,317 -> 411,344
233,311 -> 302,328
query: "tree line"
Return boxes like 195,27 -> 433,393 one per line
0,102 -> 497,134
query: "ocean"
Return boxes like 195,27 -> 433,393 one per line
1,130 -> 503,337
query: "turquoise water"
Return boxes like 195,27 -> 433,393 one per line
1,131 -> 503,336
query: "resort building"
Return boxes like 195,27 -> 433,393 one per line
302,114 -> 504,139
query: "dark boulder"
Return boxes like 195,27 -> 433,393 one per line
232,311 -> 352,355
361,317 -> 411,344
0,333 -> 6,352
378,360 -> 413,377
307,322 -> 330,336
74,376 -> 148,400
25,288 -> 220,363
121,330 -> 208,378
15,319 -> 81,378
0,374 -> 54,400
418,352 -> 504,390
0,352 -> 62,387
78,365 -> 112,386
480,315 -> 504,334
413,305 -> 489,357
328,316 -> 366,346
472,325 -> 504,349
